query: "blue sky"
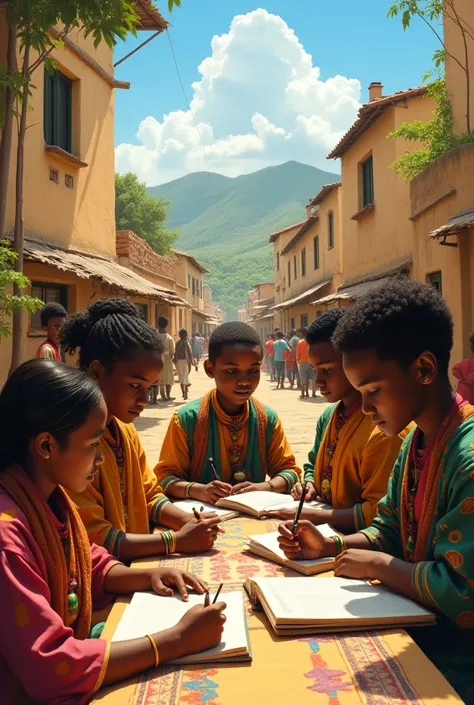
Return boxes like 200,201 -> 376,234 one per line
114,1 -> 439,185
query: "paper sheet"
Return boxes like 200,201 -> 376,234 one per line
172,499 -> 236,519
112,591 -> 249,663
248,530 -> 335,569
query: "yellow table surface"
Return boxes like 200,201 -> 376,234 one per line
92,517 -> 462,705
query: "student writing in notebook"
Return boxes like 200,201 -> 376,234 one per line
0,361 -> 226,705
269,311 -> 407,532
61,299 -> 221,562
155,322 -> 301,504
277,280 -> 474,705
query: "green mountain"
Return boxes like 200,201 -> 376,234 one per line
149,161 -> 340,319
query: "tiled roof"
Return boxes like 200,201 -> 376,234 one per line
134,0 -> 168,31
269,220 -> 306,243
309,182 -> 341,208
328,86 -> 428,160
172,249 -> 209,274
281,216 -> 319,255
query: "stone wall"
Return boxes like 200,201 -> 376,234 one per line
116,230 -> 176,281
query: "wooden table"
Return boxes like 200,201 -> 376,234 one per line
92,517 -> 462,705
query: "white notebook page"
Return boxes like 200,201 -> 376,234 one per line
172,500 -> 235,518
248,530 -> 335,568
251,577 -> 431,622
218,491 -> 295,512
112,591 -> 248,663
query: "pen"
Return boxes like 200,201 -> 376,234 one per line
291,481 -> 307,536
208,457 -> 220,481
192,507 -> 201,521
212,583 -> 223,604
204,590 -> 210,607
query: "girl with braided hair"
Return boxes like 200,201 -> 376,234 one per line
61,298 -> 221,562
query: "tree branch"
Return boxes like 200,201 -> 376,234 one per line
28,25 -> 72,74
414,8 -> 467,74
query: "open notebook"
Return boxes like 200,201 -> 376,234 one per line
246,525 -> 336,576
112,591 -> 251,664
245,576 -> 436,636
172,499 -> 239,521
216,490 -> 329,518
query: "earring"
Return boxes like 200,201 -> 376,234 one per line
422,376 -> 429,384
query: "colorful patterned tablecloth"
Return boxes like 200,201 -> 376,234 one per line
92,517 -> 462,705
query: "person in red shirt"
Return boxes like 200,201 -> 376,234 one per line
452,332 -> 474,404
264,333 -> 275,381
36,302 -> 67,362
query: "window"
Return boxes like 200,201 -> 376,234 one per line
30,282 -> 68,330
300,314 -> 309,329
188,274 -> 191,289
294,255 -> 297,280
313,235 -> 320,270
44,69 -> 72,153
288,261 -> 291,287
290,318 -> 295,330
427,271 -> 442,294
301,247 -> 306,277
135,303 -> 149,322
276,251 -> 280,271
361,155 -> 374,207
328,211 -> 334,249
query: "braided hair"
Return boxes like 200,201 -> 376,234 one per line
60,298 -> 164,371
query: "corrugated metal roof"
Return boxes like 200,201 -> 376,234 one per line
20,237 -> 188,306
429,207 -> 474,239
273,279 -> 331,310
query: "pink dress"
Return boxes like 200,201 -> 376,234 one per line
452,355 -> 474,404
0,486 -> 119,704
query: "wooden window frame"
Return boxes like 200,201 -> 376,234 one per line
328,211 -> 334,249
301,247 -> 306,277
361,155 -> 374,208
44,68 -> 72,154
313,234 -> 320,270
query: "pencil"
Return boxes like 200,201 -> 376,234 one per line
208,457 -> 220,481
212,583 -> 223,604
204,591 -> 210,607
192,507 -> 201,521
291,480 -> 307,536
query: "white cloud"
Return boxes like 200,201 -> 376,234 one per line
115,9 -> 361,185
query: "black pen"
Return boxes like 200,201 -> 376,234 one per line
291,481 -> 307,536
212,583 -> 223,604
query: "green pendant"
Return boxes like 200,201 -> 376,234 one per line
68,592 -> 79,615
233,471 -> 246,482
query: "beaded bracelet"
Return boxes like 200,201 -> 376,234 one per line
162,529 -> 177,555
185,482 -> 195,499
145,634 -> 160,668
332,534 -> 346,556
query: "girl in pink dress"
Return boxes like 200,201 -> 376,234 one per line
0,360 -> 226,705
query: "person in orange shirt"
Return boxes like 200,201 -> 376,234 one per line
452,332 -> 474,404
296,327 -> 316,399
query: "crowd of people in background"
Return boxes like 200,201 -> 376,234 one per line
264,327 -> 316,397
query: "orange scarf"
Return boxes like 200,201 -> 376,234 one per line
0,467 -> 92,638
190,389 -> 268,480
400,401 -> 474,562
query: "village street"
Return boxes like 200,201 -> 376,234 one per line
135,367 -> 331,469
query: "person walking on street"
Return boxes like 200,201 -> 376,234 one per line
265,333 -> 275,381
174,329 -> 194,400
296,327 -> 315,398
289,328 -> 300,389
190,333 -> 201,371
157,315 -> 175,401
273,331 -> 290,389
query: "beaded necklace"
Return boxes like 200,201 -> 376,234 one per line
320,400 -> 361,504
106,420 -> 129,530
56,518 -> 79,623
225,405 -> 249,483
406,437 -> 425,561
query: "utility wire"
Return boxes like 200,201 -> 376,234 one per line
166,28 -> 210,172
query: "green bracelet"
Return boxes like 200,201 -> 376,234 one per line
332,534 -> 346,556
162,529 -> 176,555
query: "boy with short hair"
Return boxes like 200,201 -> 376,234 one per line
270,310 -> 405,532
36,302 -> 67,361
296,327 -> 315,398
272,331 -> 290,389
278,280 -> 474,705
155,322 -> 301,504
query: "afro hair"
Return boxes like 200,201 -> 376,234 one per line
306,310 -> 346,346
40,302 -> 67,328
333,278 -> 453,373
208,322 -> 262,363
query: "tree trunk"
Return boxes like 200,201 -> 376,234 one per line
9,45 -> 30,375
0,13 -> 18,240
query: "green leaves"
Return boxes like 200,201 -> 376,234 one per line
115,173 -> 178,255
168,0 -> 182,11
0,241 -> 42,338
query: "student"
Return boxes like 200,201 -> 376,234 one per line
0,360 -> 225,705
289,328 -> 300,389
157,315 -> 175,401
270,310 -> 405,533
296,327 -> 316,399
190,332 -> 201,371
264,333 -> 275,382
174,329 -> 193,399
36,302 -> 67,361
452,332 -> 474,404
155,322 -> 301,503
273,331 -> 290,389
61,299 -> 221,562
277,280 -> 474,705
